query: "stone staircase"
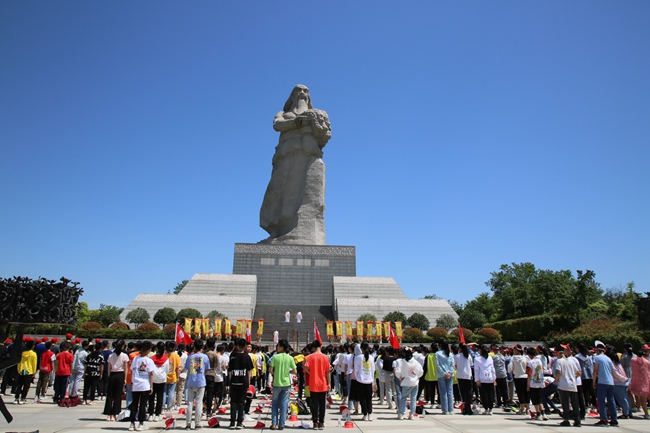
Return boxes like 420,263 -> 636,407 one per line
253,304 -> 334,345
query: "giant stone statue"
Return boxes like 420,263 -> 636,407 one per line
260,85 -> 331,245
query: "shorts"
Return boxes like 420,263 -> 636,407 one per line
528,387 -> 542,405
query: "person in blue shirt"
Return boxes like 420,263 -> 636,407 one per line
436,341 -> 456,414
183,339 -> 211,430
593,340 -> 617,426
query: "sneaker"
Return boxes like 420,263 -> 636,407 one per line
229,424 -> 236,430
594,419 -> 609,426
525,414 -> 532,420
645,414 -> 650,420
185,425 -> 192,431
236,425 -> 244,430
243,414 -> 253,422
559,420 -> 571,427
574,422 -> 582,427
609,421 -> 618,427
20,400 -> 27,405
542,415 -> 549,420
128,423 -> 136,431
397,414 -> 403,420
368,415 -> 372,421
13,400 -> 19,405
196,425 -> 203,430
362,415 -> 368,421
137,423 -> 146,431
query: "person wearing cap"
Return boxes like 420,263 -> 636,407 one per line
14,339 -> 37,405
507,344 -> 530,417
593,340 -> 617,426
555,344 -> 582,426
628,345 -> 650,419
36,341 -> 56,403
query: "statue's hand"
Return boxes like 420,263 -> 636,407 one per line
294,116 -> 309,127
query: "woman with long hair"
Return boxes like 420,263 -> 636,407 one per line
629,347 -> 650,419
607,348 -> 632,418
474,345 -> 496,415
103,339 -> 128,421
436,341 -> 455,414
354,342 -> 376,421
396,347 -> 423,420
575,342 -> 596,409
455,343 -> 474,415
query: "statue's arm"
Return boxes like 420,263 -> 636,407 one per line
273,111 -> 300,132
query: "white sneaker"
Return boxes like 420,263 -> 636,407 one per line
362,415 -> 368,421
368,414 -> 372,421
13,400 -> 19,405
128,423 -> 136,431
525,414 -> 532,420
542,415 -> 549,420
137,423 -> 146,431
243,414 -> 253,422
397,414 -> 403,420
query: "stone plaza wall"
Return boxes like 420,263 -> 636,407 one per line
179,273 -> 257,306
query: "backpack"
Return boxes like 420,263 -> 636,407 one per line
296,399 -> 310,415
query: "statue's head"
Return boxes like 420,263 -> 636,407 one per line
284,84 -> 313,112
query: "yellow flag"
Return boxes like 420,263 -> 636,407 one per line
193,318 -> 201,337
201,318 -> 209,334
235,319 -> 243,336
395,321 -> 403,338
336,321 -> 343,337
214,318 -> 222,336
356,321 -> 364,338
366,321 -> 374,338
326,321 -> 334,338
383,322 -> 390,338
184,318 -> 192,334
375,321 -> 383,338
257,319 -> 264,336
224,319 -> 231,336
345,321 -> 353,337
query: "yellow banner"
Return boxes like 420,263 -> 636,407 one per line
395,321 -> 403,338
383,322 -> 390,338
356,321 -> 364,338
184,318 -> 192,334
214,318 -> 222,336
375,321 -> 383,338
224,319 -> 231,335
201,318 -> 210,335
245,319 -> 252,336
257,319 -> 264,336
345,321 -> 353,337
235,319 -> 243,336
366,321 -> 374,338
193,318 -> 201,337
326,321 -> 334,338
336,321 -> 343,337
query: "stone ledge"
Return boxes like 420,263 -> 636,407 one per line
133,293 -> 252,304
235,243 -> 355,257
336,298 -> 452,308
190,273 -> 256,282
334,276 -> 398,285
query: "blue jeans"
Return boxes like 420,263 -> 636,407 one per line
438,376 -> 454,412
272,386 -> 290,427
125,384 -> 133,408
613,385 -> 630,416
399,385 -> 418,417
163,382 -> 177,410
394,375 -> 402,403
596,384 -> 617,421
542,382 -> 559,412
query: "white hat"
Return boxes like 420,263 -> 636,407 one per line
594,340 -> 605,349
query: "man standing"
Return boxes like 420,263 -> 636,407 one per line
270,339 -> 297,430
229,338 -> 253,430
69,340 -> 89,399
593,341 -> 617,426
184,339 -> 210,430
555,344 -> 582,427
304,340 -> 330,429
204,338 -> 218,419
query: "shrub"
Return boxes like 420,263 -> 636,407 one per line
546,318 -> 645,352
80,321 -> 103,331
109,322 -> 130,330
126,308 -> 150,327
426,327 -> 449,339
477,327 -> 501,343
357,313 -> 378,323
450,327 -> 474,338
407,313 -> 430,331
137,322 -> 160,332
436,314 -> 458,330
383,311 -> 408,327
402,327 -> 424,343
176,308 -> 202,324
486,314 -> 576,341
153,307 -> 177,326
163,323 -> 176,335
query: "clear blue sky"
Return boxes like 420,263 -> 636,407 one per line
1,1 -> 648,309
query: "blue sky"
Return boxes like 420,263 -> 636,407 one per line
1,1 -> 648,309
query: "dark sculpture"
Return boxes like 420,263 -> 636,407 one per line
634,293 -> 650,331
0,276 -> 83,423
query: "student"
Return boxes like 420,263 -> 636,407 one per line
14,339 -> 37,405
381,347 -> 397,409
422,343 -> 439,409
492,347 -> 509,408
174,343 -> 188,410
129,340 -> 155,432
99,340 -> 113,401
395,347 -> 423,420
507,344 -> 529,417
36,341 -> 56,403
474,344 -> 496,415
270,339 -> 296,430
555,344 -> 582,427
455,343 -> 474,415
436,341 -> 456,415
525,347 -> 545,419
229,338 -> 253,430
609,348 -> 632,419
184,339 -> 210,430
593,341 -> 617,426
575,342 -> 596,409
83,344 -> 105,405
53,341 -> 74,404
354,342 -> 376,421
103,339 -> 129,421
148,341 -> 169,422
203,338 -> 219,419
68,340 -> 89,398
163,341 -> 181,413
304,339 -> 330,429
214,344 -> 229,412
628,346 -> 650,419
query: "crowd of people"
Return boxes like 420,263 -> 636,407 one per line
1,333 -> 650,430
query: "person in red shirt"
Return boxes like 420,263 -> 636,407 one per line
53,341 -> 74,403
304,340 -> 331,429
36,341 -> 56,403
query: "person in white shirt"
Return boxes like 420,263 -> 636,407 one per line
395,347 -> 423,420
526,347 -> 546,420
455,343 -> 474,415
507,344 -> 530,416
354,342 -> 376,421
128,341 -> 155,432
474,345 -> 496,415
555,344 -> 582,427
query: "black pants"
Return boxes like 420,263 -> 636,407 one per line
310,391 -> 326,424
2,366 -> 17,395
514,378 -> 529,405
339,373 -> 348,397
559,390 -> 581,425
148,382 -> 165,416
214,381 -> 224,407
230,386 -> 246,425
495,377 -> 508,407
54,375 -> 69,402
425,380 -> 437,404
453,383 -> 461,402
99,371 -> 109,397
458,378 -> 474,414
298,371 -> 305,400
14,374 -> 33,400
102,372 -> 124,415
358,382 -> 373,415
83,375 -> 99,401
479,382 -> 495,410
130,390 -> 149,423
416,376 -> 426,400
576,385 -> 586,418
581,379 -> 596,407
204,376 -> 215,415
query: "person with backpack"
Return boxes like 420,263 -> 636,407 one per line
14,339 -> 37,405
422,343 -> 439,409
148,342 -> 169,421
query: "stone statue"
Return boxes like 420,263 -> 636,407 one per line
260,84 -> 331,245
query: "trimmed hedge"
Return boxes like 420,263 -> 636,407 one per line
486,314 -> 575,341
137,322 -> 160,332
426,327 -> 449,339
547,318 -> 650,352
477,327 -> 501,342
402,327 -> 424,343
110,322 -> 130,330
80,321 -> 103,330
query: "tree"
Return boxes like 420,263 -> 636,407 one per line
207,310 -> 227,320
436,314 -> 458,330
407,313 -> 430,330
173,280 -> 189,294
76,302 -> 92,324
458,309 -> 486,331
153,307 -> 177,326
357,313 -> 377,323
448,300 -> 463,316
125,308 -> 150,327
175,308 -> 202,324
95,304 -> 124,327
423,294 -> 440,299
383,311 -> 408,327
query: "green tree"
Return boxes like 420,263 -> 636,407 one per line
153,307 -> 177,326
436,314 -> 458,330
77,302 -> 92,324
175,308 -> 202,323
125,308 -> 150,327
95,304 -> 124,327
448,300 -> 463,316
459,309 -> 486,331
486,262 -> 538,320
407,313 -> 430,330
423,294 -> 440,299
207,310 -> 227,320
173,280 -> 189,294
465,292 -> 499,322
357,313 -> 378,323
383,311 -> 408,327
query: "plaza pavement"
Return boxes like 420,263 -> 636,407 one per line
2,388 -> 649,433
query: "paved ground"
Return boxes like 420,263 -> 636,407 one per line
1,389 -> 649,433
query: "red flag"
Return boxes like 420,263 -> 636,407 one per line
245,326 -> 252,343
175,323 -> 193,346
314,319 -> 323,344
388,325 -> 400,349
458,323 -> 466,344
